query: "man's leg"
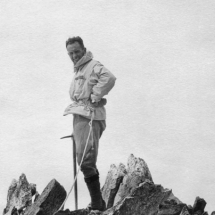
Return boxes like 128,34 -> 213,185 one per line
73,114 -> 106,211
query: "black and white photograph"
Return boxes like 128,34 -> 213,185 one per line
1,1 -> 215,214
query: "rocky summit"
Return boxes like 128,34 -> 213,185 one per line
2,154 -> 213,215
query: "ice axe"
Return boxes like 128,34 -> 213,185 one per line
60,134 -> 78,210
56,113 -> 94,214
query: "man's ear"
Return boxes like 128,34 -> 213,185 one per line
84,48 -> 87,53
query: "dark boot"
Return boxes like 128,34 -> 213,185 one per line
85,174 -> 106,211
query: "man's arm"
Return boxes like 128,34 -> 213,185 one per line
90,63 -> 116,103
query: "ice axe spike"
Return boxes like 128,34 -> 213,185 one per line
60,135 -> 73,139
60,134 -> 78,210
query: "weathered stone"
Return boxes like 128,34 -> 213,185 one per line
179,206 -> 190,215
89,211 -> 102,215
158,203 -> 187,215
4,154 -> 213,215
4,205 -> 30,215
114,154 -> 153,204
4,174 -> 36,214
3,207 -> 13,215
34,192 -> 40,203
127,154 -> 153,180
54,209 -> 89,215
159,189 -> 184,215
24,179 -> 66,215
187,205 -> 193,215
193,210 -> 203,215
101,163 -> 126,209
160,191 -> 183,207
162,199 -> 177,206
65,181 -> 170,215
166,192 -> 183,205
193,197 -> 207,213
102,181 -> 171,215
30,184 -> 37,196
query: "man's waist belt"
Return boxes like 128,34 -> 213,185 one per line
63,98 -> 107,117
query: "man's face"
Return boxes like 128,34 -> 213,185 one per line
66,42 -> 86,65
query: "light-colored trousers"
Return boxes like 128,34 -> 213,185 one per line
73,114 -> 106,178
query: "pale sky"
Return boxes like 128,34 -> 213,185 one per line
1,0 -> 215,213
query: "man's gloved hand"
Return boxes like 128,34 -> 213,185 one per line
90,97 -> 107,107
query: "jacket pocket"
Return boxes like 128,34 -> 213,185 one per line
74,75 -> 86,94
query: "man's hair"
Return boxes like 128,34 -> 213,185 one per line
66,36 -> 85,49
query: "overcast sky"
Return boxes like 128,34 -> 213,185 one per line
1,0 -> 215,213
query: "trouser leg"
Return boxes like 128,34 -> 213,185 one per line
73,114 -> 106,211
73,114 -> 106,178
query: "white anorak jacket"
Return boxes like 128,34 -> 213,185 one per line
64,51 -> 116,120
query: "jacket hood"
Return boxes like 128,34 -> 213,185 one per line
74,51 -> 93,72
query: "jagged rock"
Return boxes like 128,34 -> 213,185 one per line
159,190 -> 184,215
24,179 -> 66,215
101,163 -> 126,209
162,199 -> 177,206
3,174 -> 36,215
102,181 -> 171,215
62,181 -> 170,215
158,203 -> 187,215
34,192 -> 40,203
160,191 -> 183,207
193,197 -> 207,213
187,205 -> 193,214
30,184 -> 37,196
114,154 -> 153,204
55,209 -> 88,215
127,154 -> 153,181
193,211 -> 203,215
3,207 -> 13,215
66,155 -> 169,215
179,206 -> 190,215
166,192 -> 183,205
4,155 -> 213,215
89,211 -> 102,215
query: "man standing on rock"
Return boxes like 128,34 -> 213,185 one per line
63,36 -> 116,212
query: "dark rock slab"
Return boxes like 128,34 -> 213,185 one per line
3,174 -> 36,214
24,179 -> 66,215
25,207 -> 44,215
101,163 -> 126,209
3,207 -> 13,215
166,192 -> 183,205
187,205 -> 193,215
64,181 -> 170,215
193,211 -> 203,215
54,209 -> 89,215
179,206 -> 190,215
158,203 -> 187,215
102,181 -> 171,215
114,154 -> 153,204
193,197 -> 207,213
159,189 -> 184,215
34,192 -> 40,203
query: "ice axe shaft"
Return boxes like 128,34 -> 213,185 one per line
60,134 -> 78,210
72,135 -> 78,210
